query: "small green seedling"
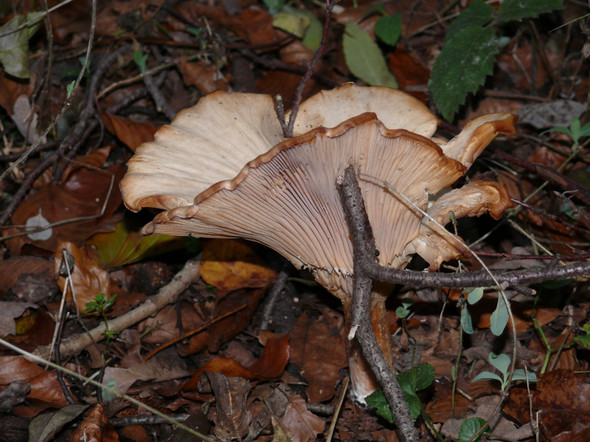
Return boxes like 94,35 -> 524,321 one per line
472,352 -> 537,392
543,117 -> 590,152
395,300 -> 413,319
84,293 -> 119,345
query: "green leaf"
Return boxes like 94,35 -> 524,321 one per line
262,0 -> 285,14
461,306 -> 474,334
575,324 -> 590,347
490,294 -> 508,336
396,301 -> 412,319
458,417 -> 488,442
471,370 -> 503,384
499,0 -> 563,23
87,220 -> 195,268
272,11 -> 309,38
467,287 -> 484,304
413,363 -> 435,391
397,363 -> 435,392
375,13 -> 402,46
343,22 -> 398,88
512,369 -> 537,383
429,25 -> 499,121
133,50 -> 148,73
0,12 -> 44,78
446,0 -> 495,41
365,389 -> 394,423
298,9 -> 322,51
489,352 -> 511,377
404,392 -> 423,419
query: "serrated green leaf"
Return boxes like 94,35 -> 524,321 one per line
405,393 -> 422,419
343,22 -> 398,88
458,417 -> 488,442
0,12 -> 43,78
461,306 -> 474,334
471,370 -> 503,384
429,26 -> 499,121
272,11 -> 309,38
490,294 -> 508,336
375,13 -> 402,46
499,0 -> 563,23
414,363 -> 435,390
467,287 -> 484,304
365,389 -> 394,423
446,0 -> 494,41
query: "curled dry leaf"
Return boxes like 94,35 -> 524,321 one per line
200,239 -> 278,297
55,241 -> 111,312
102,112 -> 158,152
70,403 -> 106,442
182,334 -> 290,391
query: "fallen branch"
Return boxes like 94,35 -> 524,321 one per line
34,259 -> 200,360
337,166 -> 419,442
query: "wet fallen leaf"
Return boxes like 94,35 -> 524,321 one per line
177,58 -> 229,95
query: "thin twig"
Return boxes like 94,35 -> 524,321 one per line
34,259 -> 201,361
0,0 -> 98,183
285,0 -> 340,138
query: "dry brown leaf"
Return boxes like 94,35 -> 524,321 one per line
55,241 -> 111,312
5,159 -> 124,254
177,58 -> 228,95
70,404 -> 106,442
200,239 -> 277,296
506,370 -> 590,438
289,312 -> 348,402
102,113 -> 158,152
182,335 -> 290,391
280,394 -> 325,442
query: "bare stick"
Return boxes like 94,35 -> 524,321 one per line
34,259 -> 201,360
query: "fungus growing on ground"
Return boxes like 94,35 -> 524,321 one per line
121,84 -> 516,400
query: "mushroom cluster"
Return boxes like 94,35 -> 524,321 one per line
121,84 -> 516,400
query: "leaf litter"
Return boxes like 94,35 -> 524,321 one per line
1,0 -> 590,440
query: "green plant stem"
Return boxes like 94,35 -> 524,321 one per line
452,302 -> 465,416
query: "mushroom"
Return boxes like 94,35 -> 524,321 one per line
121,84 -> 516,400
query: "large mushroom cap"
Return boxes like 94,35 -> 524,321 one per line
121,85 -> 517,293
140,114 -> 467,294
121,84 -> 440,213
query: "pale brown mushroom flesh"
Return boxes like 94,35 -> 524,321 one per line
121,84 -> 517,400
